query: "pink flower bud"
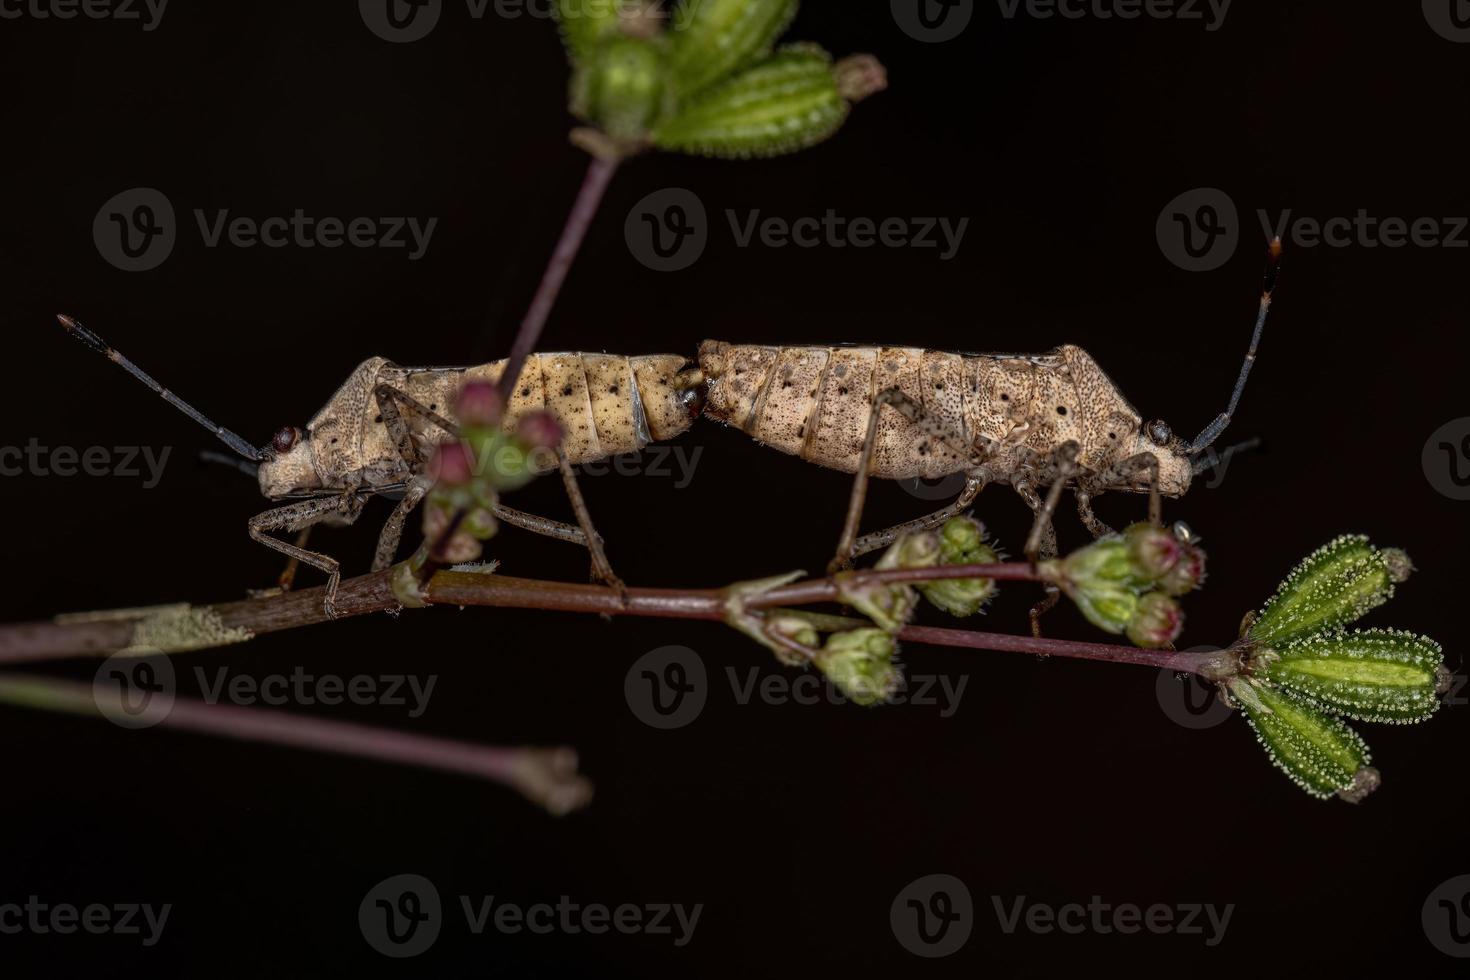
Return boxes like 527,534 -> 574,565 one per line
1127,592 -> 1184,649
456,381 -> 502,427
1158,543 -> 1207,596
429,441 -> 475,486
1123,522 -> 1182,583
516,411 -> 563,450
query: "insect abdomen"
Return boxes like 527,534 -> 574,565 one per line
699,341 -> 1077,480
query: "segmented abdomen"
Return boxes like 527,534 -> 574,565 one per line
698,341 -> 1088,480
382,353 -> 696,469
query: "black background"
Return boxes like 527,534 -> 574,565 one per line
2,1 -> 1467,975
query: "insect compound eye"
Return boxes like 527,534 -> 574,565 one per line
271,426 -> 300,454
1147,420 -> 1172,447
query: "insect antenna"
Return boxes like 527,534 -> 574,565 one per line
55,315 -> 264,462
1186,236 -> 1282,455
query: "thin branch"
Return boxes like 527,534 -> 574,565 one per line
0,673 -> 593,815
0,562 -> 1219,675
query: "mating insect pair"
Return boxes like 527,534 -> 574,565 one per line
55,240 -> 1279,625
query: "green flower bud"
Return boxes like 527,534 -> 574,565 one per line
652,44 -> 850,158
669,0 -> 798,96
915,517 -> 999,618
816,628 -> 901,707
463,507 -> 498,541
1070,582 -> 1139,635
1122,522 -> 1182,582
1248,535 -> 1401,645
554,0 -> 632,65
767,614 -> 819,650
572,34 -> 670,146
1126,592 -> 1183,649
1251,628 -> 1444,724
1228,679 -> 1377,802
835,571 -> 918,633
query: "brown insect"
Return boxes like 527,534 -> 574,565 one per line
54,240 -> 1276,623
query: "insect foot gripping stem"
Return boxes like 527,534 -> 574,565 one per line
1221,535 -> 1443,803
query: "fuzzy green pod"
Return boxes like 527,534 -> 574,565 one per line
916,517 -> 999,618
1252,628 -> 1445,724
1230,679 -> 1377,801
816,628 -> 900,707
669,0 -> 799,96
572,34 -> 671,145
554,0 -> 629,64
1248,535 -> 1403,645
652,44 -> 848,158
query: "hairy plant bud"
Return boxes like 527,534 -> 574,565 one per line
1227,678 -> 1376,802
815,628 -> 901,707
1248,535 -> 1402,645
1127,592 -> 1184,649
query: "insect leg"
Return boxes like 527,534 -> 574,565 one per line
1015,443 -> 1083,638
372,384 -> 587,558
1091,452 -> 1162,526
247,495 -> 362,618
557,449 -> 625,598
1074,489 -> 1111,539
850,470 -> 988,560
828,387 -> 975,574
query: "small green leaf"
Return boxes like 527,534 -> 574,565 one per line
669,0 -> 799,96
554,0 -> 629,64
1248,535 -> 1402,645
652,44 -> 849,158
1230,679 -> 1377,801
1253,628 -> 1445,724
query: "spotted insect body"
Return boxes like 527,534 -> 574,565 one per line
697,340 -> 1194,496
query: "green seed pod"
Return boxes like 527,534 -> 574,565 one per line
554,0 -> 630,65
916,517 -> 999,618
1229,679 -> 1377,802
1126,592 -> 1184,650
572,34 -> 670,146
1122,522 -> 1182,582
1070,583 -> 1139,636
816,628 -> 901,707
1248,535 -> 1401,646
669,0 -> 798,96
652,44 -> 849,158
1252,628 -> 1445,724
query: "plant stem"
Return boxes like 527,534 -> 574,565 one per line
0,562 -> 1214,675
